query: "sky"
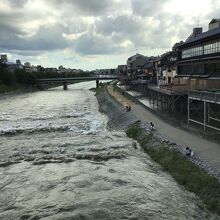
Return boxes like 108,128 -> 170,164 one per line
0,0 -> 219,70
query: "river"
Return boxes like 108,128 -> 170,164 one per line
0,82 -> 218,220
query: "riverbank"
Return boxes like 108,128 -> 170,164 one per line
0,82 -> 67,98
0,84 -> 40,100
107,84 -> 220,173
0,83 -> 24,94
95,84 -> 220,216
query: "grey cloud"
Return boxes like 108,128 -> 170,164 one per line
95,15 -> 166,48
131,0 -> 170,17
7,0 -> 28,7
2,49 -> 43,57
0,24 -> 70,52
0,0 -> 218,59
95,12 -> 195,50
74,32 -> 120,55
95,15 -> 145,38
64,56 -> 77,61
50,0 -> 118,16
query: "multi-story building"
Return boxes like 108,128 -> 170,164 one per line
176,19 -> 220,90
6,62 -> 23,72
175,19 -> 220,131
117,65 -> 127,84
127,53 -> 147,79
155,51 -> 177,85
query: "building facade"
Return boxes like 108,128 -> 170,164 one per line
176,19 -> 220,131
127,53 -> 147,79
176,19 -> 220,90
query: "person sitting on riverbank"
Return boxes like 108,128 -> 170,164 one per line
124,104 -> 131,112
185,147 -> 194,157
149,122 -> 155,131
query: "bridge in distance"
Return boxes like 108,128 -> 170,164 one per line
36,75 -> 120,90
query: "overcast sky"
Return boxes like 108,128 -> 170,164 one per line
0,0 -> 219,70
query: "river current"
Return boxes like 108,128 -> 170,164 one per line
0,82 -> 218,220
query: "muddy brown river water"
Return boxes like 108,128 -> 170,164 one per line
0,82 -> 218,219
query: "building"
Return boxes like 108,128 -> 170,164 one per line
117,65 -> 127,84
6,62 -> 23,72
16,60 -> 21,65
127,53 -> 148,79
0,54 -> 8,63
176,19 -> 220,90
44,68 -> 57,73
24,62 -> 32,72
209,19 -> 220,30
175,19 -> 220,131
138,61 -> 154,77
153,49 -> 178,86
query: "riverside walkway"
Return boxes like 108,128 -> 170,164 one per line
107,85 -> 220,173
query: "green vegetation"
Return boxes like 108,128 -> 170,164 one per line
127,122 -> 220,215
112,84 -> 138,103
0,65 -> 93,94
90,82 -> 110,95
0,83 -> 24,94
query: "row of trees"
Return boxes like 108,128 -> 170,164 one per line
0,67 -> 36,85
0,63 -> 93,87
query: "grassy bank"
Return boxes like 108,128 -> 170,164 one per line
127,122 -> 220,215
0,83 -> 24,94
112,84 -> 138,103
0,82 -> 68,95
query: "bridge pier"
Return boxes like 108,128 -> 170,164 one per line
63,82 -> 68,90
96,80 -> 99,88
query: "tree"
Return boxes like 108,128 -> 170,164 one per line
0,67 -> 15,85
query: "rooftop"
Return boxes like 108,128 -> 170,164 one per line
127,53 -> 146,62
184,27 -> 220,45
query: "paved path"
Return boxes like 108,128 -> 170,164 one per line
107,85 -> 220,171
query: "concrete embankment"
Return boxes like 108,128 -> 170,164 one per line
96,87 -> 138,130
96,86 -> 220,182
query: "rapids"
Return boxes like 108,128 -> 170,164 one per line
0,82 -> 218,219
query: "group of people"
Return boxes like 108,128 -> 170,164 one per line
125,105 -> 131,112
124,103 -> 131,112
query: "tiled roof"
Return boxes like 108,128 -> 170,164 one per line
183,27 -> 220,45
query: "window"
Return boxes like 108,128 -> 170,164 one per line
179,65 -> 192,74
207,63 -> 220,76
182,39 -> 220,59
192,64 -> 205,74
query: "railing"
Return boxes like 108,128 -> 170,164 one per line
148,84 -> 188,95
189,90 -> 220,103
37,76 -> 120,82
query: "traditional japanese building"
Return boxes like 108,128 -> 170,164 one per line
176,19 -> 220,90
176,19 -> 220,131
